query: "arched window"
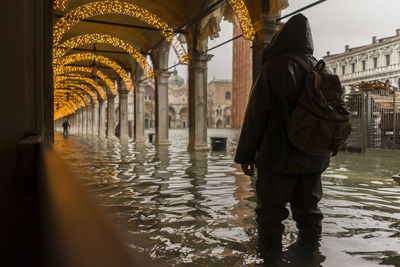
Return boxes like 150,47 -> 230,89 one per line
225,91 -> 231,100
226,115 -> 231,125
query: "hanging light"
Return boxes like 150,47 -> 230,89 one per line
91,44 -> 98,81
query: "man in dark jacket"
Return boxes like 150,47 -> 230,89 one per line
62,120 -> 70,138
235,14 -> 330,251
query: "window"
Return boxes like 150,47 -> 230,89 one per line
342,65 -> 346,75
362,60 -> 366,71
351,63 -> 355,73
225,91 -> 231,100
226,115 -> 231,125
385,54 -> 390,66
333,67 -> 337,74
373,57 -> 378,68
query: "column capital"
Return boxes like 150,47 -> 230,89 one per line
155,70 -> 172,79
107,94 -> 116,99
201,53 -> 214,63
118,89 -> 130,96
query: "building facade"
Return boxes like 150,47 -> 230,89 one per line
232,20 -> 253,128
207,78 -> 232,128
324,29 -> 400,92
168,70 -> 188,128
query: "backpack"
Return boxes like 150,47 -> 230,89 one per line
283,54 -> 352,156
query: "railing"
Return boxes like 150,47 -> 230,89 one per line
13,134 -> 148,267
340,63 -> 400,82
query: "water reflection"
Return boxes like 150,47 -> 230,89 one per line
55,130 -> 400,266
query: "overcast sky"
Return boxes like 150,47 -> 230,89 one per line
169,0 -> 400,82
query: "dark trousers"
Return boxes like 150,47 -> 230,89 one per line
256,169 -> 323,243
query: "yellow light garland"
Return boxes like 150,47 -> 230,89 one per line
53,0 -> 68,11
56,33 -> 154,78
54,72 -> 108,99
228,0 -> 255,40
55,52 -> 134,91
53,0 -> 188,63
55,81 -> 99,103
55,89 -> 91,105
54,65 -> 115,96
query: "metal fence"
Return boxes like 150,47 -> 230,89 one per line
342,88 -> 400,152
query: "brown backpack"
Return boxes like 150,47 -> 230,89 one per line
283,54 -> 352,156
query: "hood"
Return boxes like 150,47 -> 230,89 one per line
262,13 -> 314,63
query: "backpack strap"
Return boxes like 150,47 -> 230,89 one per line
282,54 -> 313,72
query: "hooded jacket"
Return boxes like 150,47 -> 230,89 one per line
234,14 -> 330,174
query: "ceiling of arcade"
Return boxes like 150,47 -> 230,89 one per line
53,0 -> 288,119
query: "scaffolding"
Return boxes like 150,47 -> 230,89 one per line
342,81 -> 400,152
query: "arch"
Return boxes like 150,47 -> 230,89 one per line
55,81 -> 99,103
54,65 -> 116,94
55,53 -> 133,91
216,119 -> 223,128
55,90 -> 87,108
55,75 -> 108,99
227,0 -> 255,40
54,0 -> 255,41
225,91 -> 231,100
55,88 -> 92,105
56,33 -> 153,78
53,0 -> 188,63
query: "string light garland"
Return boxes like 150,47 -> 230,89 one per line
54,65 -> 115,96
228,0 -> 255,40
55,81 -> 99,103
55,75 -> 108,100
55,91 -> 86,108
55,89 -> 91,105
53,0 -> 188,63
54,0 -> 68,11
55,53 -> 134,91
56,33 -> 154,78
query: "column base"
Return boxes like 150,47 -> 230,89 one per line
155,140 -> 170,146
187,143 -> 209,151
134,138 -> 146,143
119,137 -> 130,141
99,134 -> 106,139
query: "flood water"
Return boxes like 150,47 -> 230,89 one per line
55,129 -> 400,267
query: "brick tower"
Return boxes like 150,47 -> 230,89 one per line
232,20 -> 253,128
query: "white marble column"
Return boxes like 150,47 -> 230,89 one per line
134,80 -> 146,142
187,47 -> 211,151
92,102 -> 99,136
87,105 -> 93,135
99,99 -> 107,138
119,89 -> 129,140
151,40 -> 171,145
107,95 -> 115,138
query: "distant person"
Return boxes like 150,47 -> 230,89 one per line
62,120 -> 70,138
234,13 -> 350,262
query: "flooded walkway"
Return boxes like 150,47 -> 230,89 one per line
55,129 -> 400,266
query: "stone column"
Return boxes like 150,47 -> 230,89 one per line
87,105 -> 93,135
76,110 -> 80,135
119,89 -> 129,140
134,80 -> 146,142
252,9 -> 280,81
154,71 -> 171,145
151,40 -> 171,145
83,107 -> 88,135
71,114 -> 76,135
79,109 -> 84,135
187,48 -> 211,151
106,94 -> 115,138
92,102 -> 99,136
99,99 -> 107,138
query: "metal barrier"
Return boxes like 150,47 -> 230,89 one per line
343,87 -> 400,152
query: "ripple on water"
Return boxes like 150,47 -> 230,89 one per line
55,130 -> 400,266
